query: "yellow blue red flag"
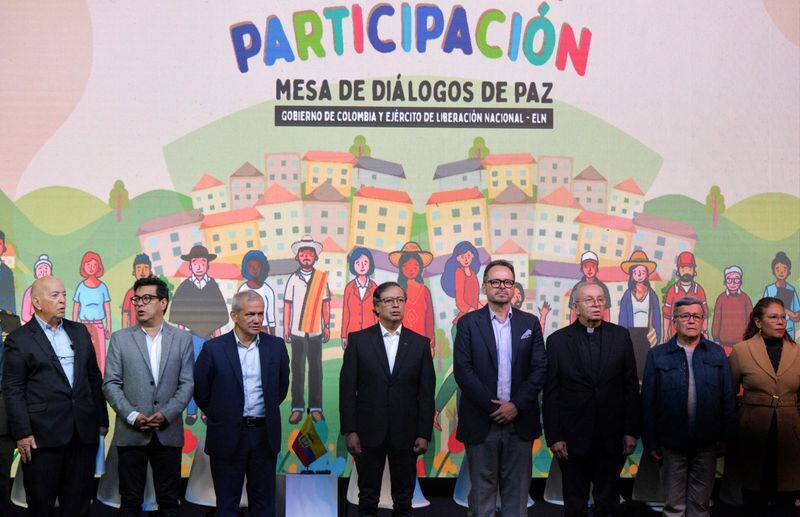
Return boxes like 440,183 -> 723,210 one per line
291,414 -> 327,467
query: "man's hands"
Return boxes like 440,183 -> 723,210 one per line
490,400 -> 518,425
135,411 -> 168,431
550,441 -> 568,460
322,326 -> 330,343
17,435 -> 37,463
622,435 -> 637,456
413,438 -> 428,455
346,432 -> 362,456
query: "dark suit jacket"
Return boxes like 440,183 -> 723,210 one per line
194,330 -> 289,458
2,318 -> 108,447
543,321 -> 641,457
453,306 -> 546,444
339,324 -> 435,449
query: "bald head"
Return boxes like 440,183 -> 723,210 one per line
31,276 -> 67,326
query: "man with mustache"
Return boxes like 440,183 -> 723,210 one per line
662,252 -> 708,338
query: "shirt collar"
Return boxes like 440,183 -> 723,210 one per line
489,306 -> 512,323
139,323 -> 164,338
379,323 -> 402,337
234,329 -> 260,349
35,313 -> 63,333
192,274 -> 210,283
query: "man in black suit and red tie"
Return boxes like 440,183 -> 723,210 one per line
339,281 -> 435,516
2,276 -> 108,516
543,282 -> 641,517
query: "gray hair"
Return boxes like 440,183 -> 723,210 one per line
231,290 -> 264,312
674,296 -> 704,312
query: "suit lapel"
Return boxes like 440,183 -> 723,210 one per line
131,328 -> 155,383
566,323 -> 591,382
510,309 -> 523,368
29,321 -> 71,389
476,307 -> 498,371
391,327 -> 411,378
776,339 -> 798,378
158,324 -> 174,384
371,325 -> 392,378
223,332 -> 245,391
257,333 -> 270,395
750,335 -> 778,380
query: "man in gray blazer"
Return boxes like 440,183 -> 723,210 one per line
103,276 -> 194,516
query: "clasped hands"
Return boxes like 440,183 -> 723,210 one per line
346,432 -> 429,456
134,411 -> 167,431
490,399 -> 518,425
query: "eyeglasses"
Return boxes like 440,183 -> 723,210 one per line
130,294 -> 163,305
379,297 -> 406,306
674,313 -> 704,322
577,298 -> 606,307
485,279 -> 515,289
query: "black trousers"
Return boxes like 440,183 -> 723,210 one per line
117,434 -> 182,516
210,425 -> 277,517
354,438 -> 416,517
0,433 -> 15,516
21,433 -> 96,517
290,333 -> 323,409
559,450 -> 625,517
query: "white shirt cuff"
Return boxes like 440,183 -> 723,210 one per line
127,411 -> 140,425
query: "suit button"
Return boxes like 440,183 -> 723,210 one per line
150,381 -> 155,386
154,401 -> 158,405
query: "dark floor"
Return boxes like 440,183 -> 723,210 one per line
4,479 -> 770,516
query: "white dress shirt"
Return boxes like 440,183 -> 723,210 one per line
236,331 -> 266,417
490,308 -> 513,402
192,274 -> 210,290
380,323 -> 402,374
127,324 -> 164,425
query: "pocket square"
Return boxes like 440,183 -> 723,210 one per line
521,329 -> 532,339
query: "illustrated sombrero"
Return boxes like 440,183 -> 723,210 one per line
388,242 -> 433,268
620,250 -> 657,275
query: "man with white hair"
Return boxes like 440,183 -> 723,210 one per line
711,265 -> 753,355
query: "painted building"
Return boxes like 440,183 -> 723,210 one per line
303,181 -> 351,250
320,237 -> 347,296
537,156 -> 573,199
254,183 -> 303,260
350,186 -> 414,251
575,211 -> 635,265
572,166 -> 608,213
531,187 -> 583,262
531,260 -> 582,338
354,156 -> 406,190
200,207 -> 262,264
608,178 -> 645,218
488,184 -> 536,255
264,152 -> 301,195
229,162 -> 266,209
191,174 -> 228,214
303,150 -> 357,197
632,213 -> 697,277
483,153 -> 538,199
432,158 -> 485,192
493,240 -> 530,288
426,188 -> 489,256
136,210 -> 205,277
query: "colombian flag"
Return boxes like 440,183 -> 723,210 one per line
291,415 -> 327,467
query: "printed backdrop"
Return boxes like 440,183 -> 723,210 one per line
1,1 -> 798,478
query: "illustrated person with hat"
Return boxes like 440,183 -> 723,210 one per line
618,250 -> 662,378
21,253 -> 53,323
569,250 -> 612,323
390,242 -> 435,353
169,245 -> 229,425
711,265 -> 753,354
663,251 -> 708,339
283,235 -> 331,425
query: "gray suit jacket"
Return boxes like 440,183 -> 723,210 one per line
103,323 -> 194,447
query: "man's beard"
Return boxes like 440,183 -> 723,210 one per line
679,273 -> 695,283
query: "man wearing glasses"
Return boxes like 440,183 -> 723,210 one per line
339,281 -> 435,516
641,296 -> 735,516
103,276 -> 194,516
454,259 -> 546,516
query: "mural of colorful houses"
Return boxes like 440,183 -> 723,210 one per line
354,156 -> 406,190
303,150 -> 357,197
264,152 -> 302,195
350,186 -> 413,251
229,162 -> 266,209
483,153 -> 538,199
426,188 -> 488,256
136,210 -> 205,277
573,165 -> 608,213
432,158 -> 485,192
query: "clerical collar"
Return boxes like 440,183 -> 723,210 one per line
578,321 -> 602,334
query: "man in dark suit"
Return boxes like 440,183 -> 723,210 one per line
339,281 -> 435,516
453,259 -> 547,516
2,276 -> 109,516
0,311 -> 21,516
194,290 -> 290,517
543,283 -> 641,517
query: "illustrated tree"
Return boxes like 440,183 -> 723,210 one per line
705,185 -> 725,229
468,137 -> 489,160
108,180 -> 130,223
348,135 -> 371,158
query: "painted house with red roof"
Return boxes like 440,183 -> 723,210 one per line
254,183 -> 303,259
576,210 -> 636,265
229,162 -> 265,210
303,181 -> 351,250
483,153 -> 538,199
320,237 -> 347,296
355,156 -> 406,191
426,188 -> 488,256
537,156 -> 574,199
191,174 -> 229,214
488,184 -> 536,255
532,187 -> 583,262
303,150 -> 357,197
572,166 -> 608,213
200,207 -> 262,264
608,178 -> 645,218
136,210 -> 205,277
493,240 -> 530,287
264,152 -> 301,195
632,213 -> 697,276
174,260 -> 244,331
350,185 -> 413,252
